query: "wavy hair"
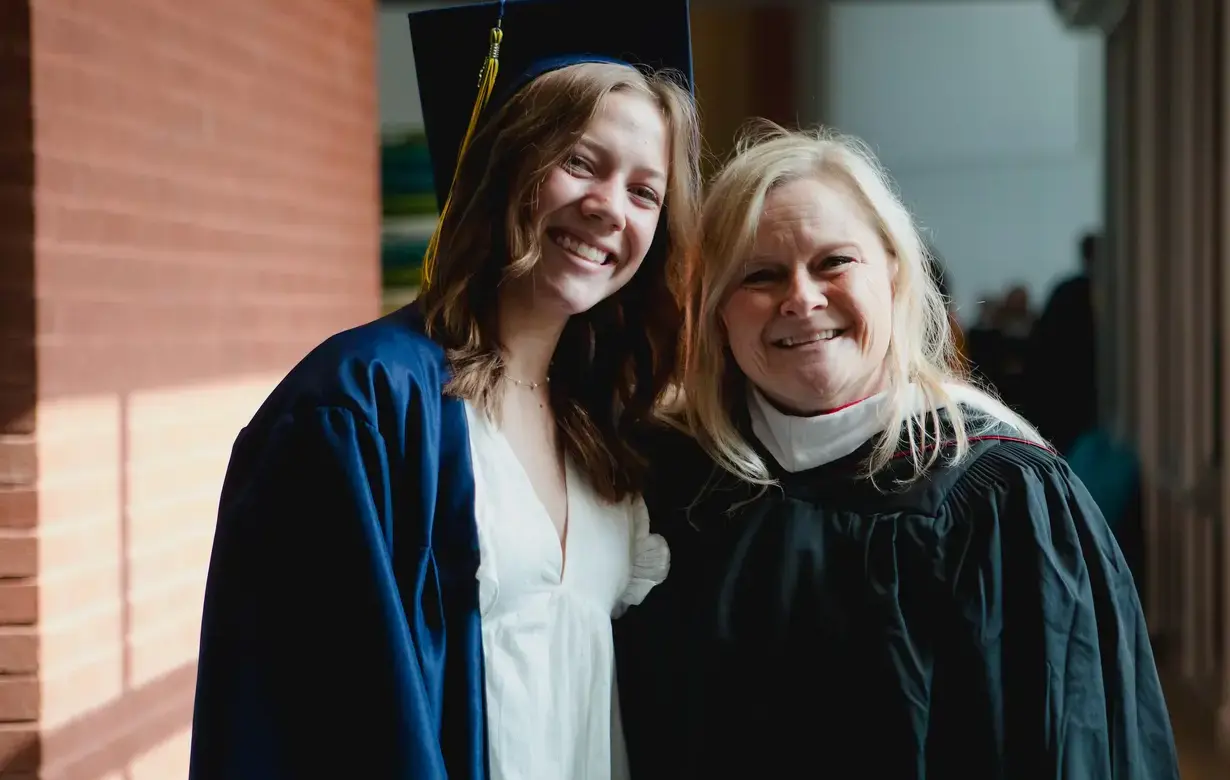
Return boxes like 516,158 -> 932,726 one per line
418,62 -> 702,502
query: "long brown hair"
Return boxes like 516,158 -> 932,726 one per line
418,62 -> 702,502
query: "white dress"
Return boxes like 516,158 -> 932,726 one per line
464,401 -> 670,780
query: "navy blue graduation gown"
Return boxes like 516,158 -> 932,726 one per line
188,305 -> 487,780
615,422 -> 1180,779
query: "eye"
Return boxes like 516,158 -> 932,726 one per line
563,155 -> 593,175
741,267 -> 782,286
630,185 -> 661,206
818,254 -> 855,271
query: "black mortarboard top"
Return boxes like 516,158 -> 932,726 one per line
407,0 -> 694,285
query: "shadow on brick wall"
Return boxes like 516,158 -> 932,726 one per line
0,660 -> 197,777
0,0 -> 35,438
0,1 -> 380,775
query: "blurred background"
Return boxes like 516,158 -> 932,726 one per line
0,0 -> 1225,776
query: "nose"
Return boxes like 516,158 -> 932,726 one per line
780,267 -> 828,317
580,179 -> 627,232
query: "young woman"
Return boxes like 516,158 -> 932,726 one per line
187,1 -> 701,778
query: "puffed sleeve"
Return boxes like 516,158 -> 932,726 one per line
613,496 -> 671,618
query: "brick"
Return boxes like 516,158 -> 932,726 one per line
0,440 -> 35,489
0,532 -> 35,575
0,491 -> 35,531
0,188 -> 32,247
0,7 -> 31,107
0,674 -> 39,721
0,338 -> 34,393
0,627 -> 37,674
0,359 -> 34,403
0,290 -> 33,338
0,281 -> 33,322
0,391 -> 34,437
0,582 -> 35,625
0,723 -> 39,773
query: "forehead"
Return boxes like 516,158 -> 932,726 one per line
755,175 -> 876,247
583,91 -> 668,161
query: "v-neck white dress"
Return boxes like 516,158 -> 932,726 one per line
463,401 -> 669,780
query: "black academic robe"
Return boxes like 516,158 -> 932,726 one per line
188,304 -> 488,780
615,420 -> 1180,779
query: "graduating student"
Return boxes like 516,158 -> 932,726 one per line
615,123 -> 1180,779
187,1 -> 701,777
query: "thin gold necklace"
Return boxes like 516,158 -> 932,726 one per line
504,356 -> 551,390
508,375 -> 548,390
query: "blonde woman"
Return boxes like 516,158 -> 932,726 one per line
189,1 -> 701,778
614,123 -> 1178,780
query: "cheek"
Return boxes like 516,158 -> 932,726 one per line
720,295 -> 767,356
848,275 -> 895,332
628,211 -> 662,261
873,275 -> 896,329
719,296 -> 748,339
533,170 -> 571,216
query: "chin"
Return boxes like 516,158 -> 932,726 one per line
540,285 -> 610,317
530,258 -> 622,314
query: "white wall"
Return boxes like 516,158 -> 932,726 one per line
825,0 -> 1103,322
378,6 -> 423,132
378,1 -> 474,134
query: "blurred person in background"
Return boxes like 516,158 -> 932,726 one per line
1025,231 -> 1099,455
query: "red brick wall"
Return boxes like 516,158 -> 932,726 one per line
0,2 -> 41,778
1,1 -> 380,777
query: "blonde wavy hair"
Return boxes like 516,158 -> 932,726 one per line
678,122 -> 1045,487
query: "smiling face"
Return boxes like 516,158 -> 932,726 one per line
720,175 -> 897,415
516,89 -> 669,317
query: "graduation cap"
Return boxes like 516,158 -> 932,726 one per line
407,0 -> 695,284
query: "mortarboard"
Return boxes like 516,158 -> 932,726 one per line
407,0 -> 694,284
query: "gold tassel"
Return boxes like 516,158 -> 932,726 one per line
421,23 -> 504,290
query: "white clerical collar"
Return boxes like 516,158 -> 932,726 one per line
748,386 -> 896,472
748,381 -> 1020,473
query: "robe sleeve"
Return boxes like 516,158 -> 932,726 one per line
934,443 -> 1180,779
189,404 -> 475,779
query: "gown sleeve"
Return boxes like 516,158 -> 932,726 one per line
188,404 -> 476,779
934,442 -> 1180,779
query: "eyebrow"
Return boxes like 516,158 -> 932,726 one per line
576,137 -> 667,185
749,243 -> 862,263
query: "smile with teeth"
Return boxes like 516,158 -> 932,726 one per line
774,330 -> 843,347
551,230 -> 611,266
